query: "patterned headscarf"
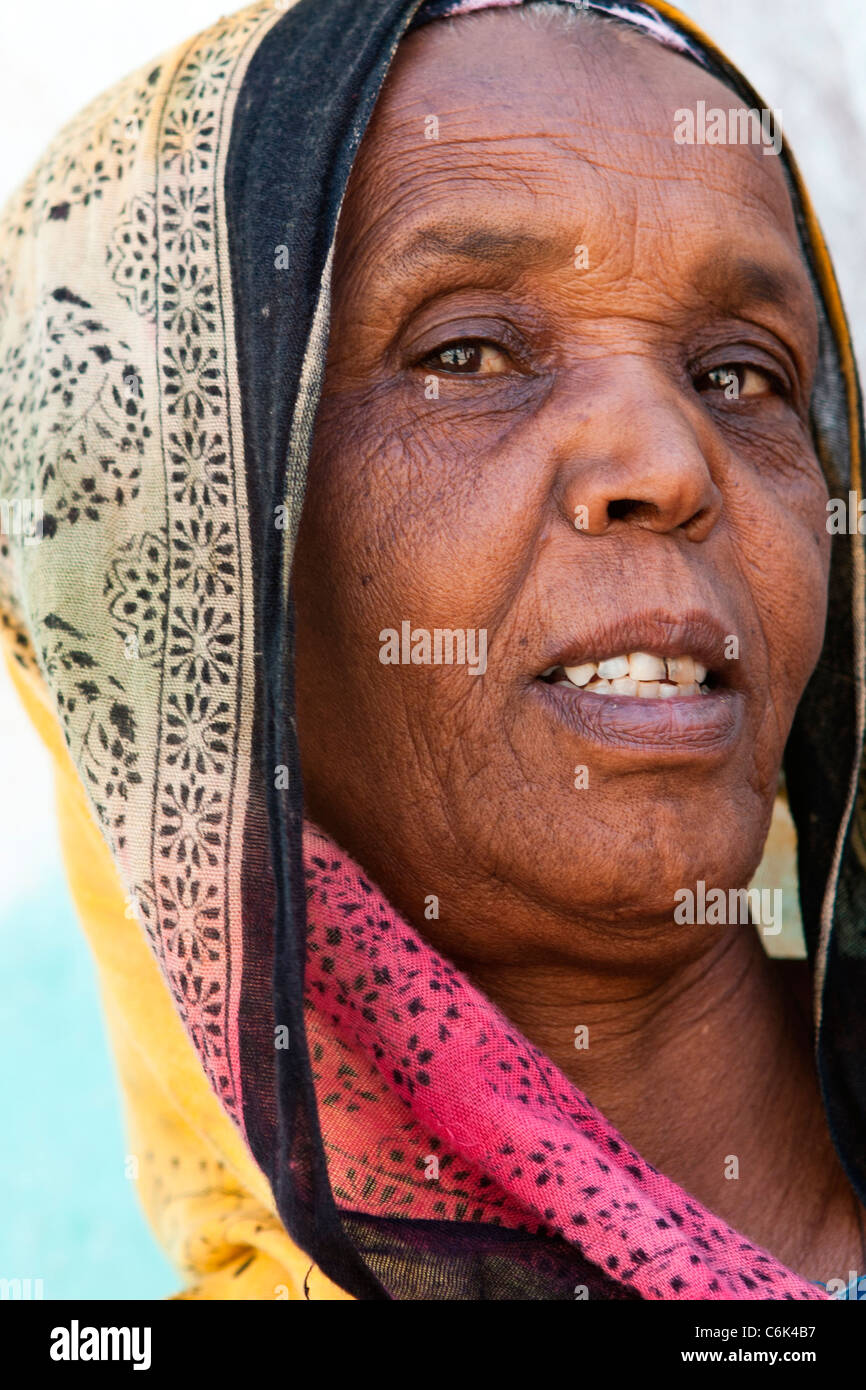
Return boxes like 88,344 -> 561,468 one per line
0,0 -> 863,1299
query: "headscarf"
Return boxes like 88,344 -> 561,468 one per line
0,0 -> 863,1301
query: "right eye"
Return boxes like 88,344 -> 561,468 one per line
421,339 -> 514,375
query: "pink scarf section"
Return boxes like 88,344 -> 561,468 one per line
302,822 -> 826,1300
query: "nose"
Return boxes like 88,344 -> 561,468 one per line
555,359 -> 723,543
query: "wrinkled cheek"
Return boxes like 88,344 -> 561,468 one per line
756,508 -> 829,733
786,490 -> 831,672
307,397 -> 527,622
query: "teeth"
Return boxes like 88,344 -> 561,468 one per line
628,652 -> 666,681
546,651 -> 714,697
666,655 -> 696,684
563,662 -> 596,687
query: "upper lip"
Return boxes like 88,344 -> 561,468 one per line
537,609 -> 742,686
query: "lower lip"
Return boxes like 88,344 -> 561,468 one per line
532,680 -> 744,761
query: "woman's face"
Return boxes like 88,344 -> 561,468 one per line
292,11 -> 828,971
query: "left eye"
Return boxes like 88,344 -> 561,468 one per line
695,363 -> 780,399
423,340 -> 512,375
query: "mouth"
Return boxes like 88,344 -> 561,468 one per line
539,651 -> 716,699
530,615 -> 745,760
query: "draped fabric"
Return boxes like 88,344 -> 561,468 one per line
0,0 -> 863,1299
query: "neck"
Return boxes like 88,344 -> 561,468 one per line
458,923 -> 860,1282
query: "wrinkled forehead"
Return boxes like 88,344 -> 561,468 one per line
334,5 -> 807,320
352,7 -> 797,226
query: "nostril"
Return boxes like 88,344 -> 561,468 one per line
607,498 -> 653,524
607,498 -> 637,522
606,498 -> 715,536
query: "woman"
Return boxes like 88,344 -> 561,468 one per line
0,0 -> 863,1300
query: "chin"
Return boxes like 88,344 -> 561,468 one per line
531,818 -> 770,927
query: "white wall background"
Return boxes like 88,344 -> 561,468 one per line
0,0 -> 863,910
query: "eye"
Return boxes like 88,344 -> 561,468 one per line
422,339 -> 512,375
695,363 -> 784,400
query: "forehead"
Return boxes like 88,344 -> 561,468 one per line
336,11 -> 807,309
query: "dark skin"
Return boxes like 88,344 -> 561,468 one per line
292,11 -> 862,1281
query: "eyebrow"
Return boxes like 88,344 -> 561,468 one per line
384,222 -> 816,357
393,227 -> 811,306
392,223 -> 562,275
693,254 -> 813,317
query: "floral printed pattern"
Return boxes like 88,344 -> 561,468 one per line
0,1 -> 285,1123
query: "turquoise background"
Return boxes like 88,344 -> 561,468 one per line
0,868 -> 176,1300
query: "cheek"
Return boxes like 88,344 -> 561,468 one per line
299,386 -> 538,636
292,395 -> 496,784
730,446 -> 830,714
